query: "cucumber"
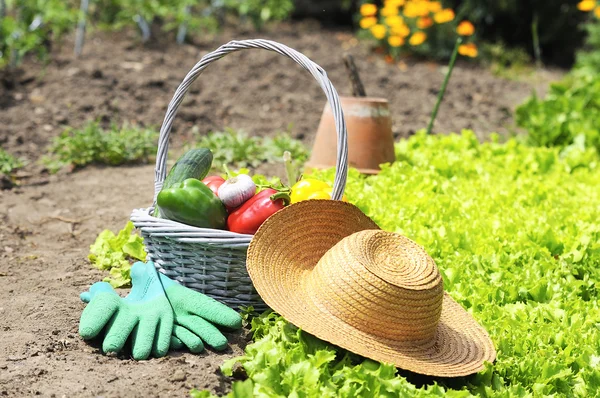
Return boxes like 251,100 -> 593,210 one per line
154,148 -> 213,217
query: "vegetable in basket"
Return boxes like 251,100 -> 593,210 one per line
202,175 -> 226,196
157,178 -> 228,229
154,148 -> 213,217
218,174 -> 257,209
228,188 -> 290,234
290,178 -> 347,203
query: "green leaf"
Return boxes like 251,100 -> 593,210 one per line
196,131 -> 600,397
88,221 -> 145,287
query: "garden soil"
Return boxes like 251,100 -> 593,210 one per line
0,21 -> 562,397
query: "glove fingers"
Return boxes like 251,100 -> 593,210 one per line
178,315 -> 229,351
103,309 -> 138,354
173,324 -> 205,353
170,335 -> 184,351
152,313 -> 173,358
131,316 -> 158,360
79,293 -> 120,340
177,288 -> 242,329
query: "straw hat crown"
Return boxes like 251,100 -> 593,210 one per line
306,230 -> 444,343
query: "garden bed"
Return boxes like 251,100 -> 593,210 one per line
0,22 -> 561,173
0,21 -> 569,397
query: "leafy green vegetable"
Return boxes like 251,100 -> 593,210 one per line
515,69 -> 600,153
88,221 -> 147,288
195,128 -> 308,171
197,131 -> 600,397
43,121 -> 158,173
0,147 -> 24,176
575,20 -> 600,74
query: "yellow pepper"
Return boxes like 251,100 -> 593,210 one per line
290,179 -> 347,203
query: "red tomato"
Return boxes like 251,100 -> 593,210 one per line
202,176 -> 226,196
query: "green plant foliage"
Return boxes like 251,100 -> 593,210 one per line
196,131 -> 600,397
89,0 -> 219,36
0,147 -> 24,176
42,121 -> 159,172
88,221 -> 147,288
515,69 -> 600,152
196,128 -> 308,170
575,20 -> 600,73
224,0 -> 294,30
0,0 -> 77,68
480,41 -> 533,79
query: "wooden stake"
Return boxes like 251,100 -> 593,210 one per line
343,54 -> 367,97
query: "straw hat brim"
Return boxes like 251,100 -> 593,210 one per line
247,200 -> 496,377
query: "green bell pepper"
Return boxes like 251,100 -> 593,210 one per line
157,178 -> 227,229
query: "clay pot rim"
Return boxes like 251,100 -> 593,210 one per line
339,96 -> 389,104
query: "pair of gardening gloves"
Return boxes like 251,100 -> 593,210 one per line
78,261 -> 243,360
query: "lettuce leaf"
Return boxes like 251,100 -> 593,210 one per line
198,131 -> 600,397
88,221 -> 146,287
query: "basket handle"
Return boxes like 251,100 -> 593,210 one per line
152,39 -> 348,204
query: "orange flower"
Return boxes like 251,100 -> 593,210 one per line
385,15 -> 404,27
388,35 -> 405,47
578,0 -> 596,11
409,31 -> 427,46
417,17 -> 433,29
360,3 -> 378,17
457,20 -> 475,36
391,23 -> 410,38
428,1 -> 442,13
385,0 -> 405,7
370,24 -> 387,40
433,9 -> 455,23
403,2 -> 429,18
458,43 -> 478,58
595,6 -> 600,17
381,5 -> 399,17
360,17 -> 378,29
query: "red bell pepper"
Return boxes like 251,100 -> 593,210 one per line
227,188 -> 290,234
202,176 -> 226,196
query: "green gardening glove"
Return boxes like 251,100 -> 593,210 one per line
79,262 -> 173,360
80,261 -> 243,354
155,264 -> 243,353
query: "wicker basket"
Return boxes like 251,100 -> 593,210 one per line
130,39 -> 349,311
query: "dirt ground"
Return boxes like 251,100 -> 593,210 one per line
0,21 -> 563,397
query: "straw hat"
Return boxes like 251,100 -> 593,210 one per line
246,200 -> 496,377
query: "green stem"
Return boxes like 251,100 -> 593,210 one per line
270,191 -> 291,206
426,37 -> 462,135
283,151 -> 296,186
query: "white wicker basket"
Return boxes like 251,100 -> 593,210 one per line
130,39 -> 349,310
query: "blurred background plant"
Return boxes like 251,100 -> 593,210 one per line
224,0 -> 294,30
357,0 -> 478,61
574,0 -> 600,72
0,0 -> 295,68
444,0 -> 587,67
42,121 -> 159,173
1,0 -> 599,70
193,128 -> 308,170
0,0 -> 77,68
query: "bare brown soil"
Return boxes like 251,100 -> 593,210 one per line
0,21 -> 563,397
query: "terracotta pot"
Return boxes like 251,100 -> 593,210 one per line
305,96 -> 395,174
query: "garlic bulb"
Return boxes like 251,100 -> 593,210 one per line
218,174 -> 256,209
